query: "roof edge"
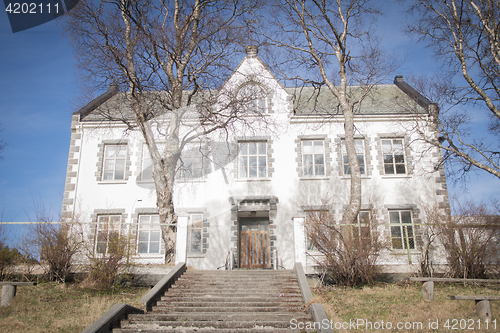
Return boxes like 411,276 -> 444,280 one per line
393,75 -> 435,111
75,83 -> 120,118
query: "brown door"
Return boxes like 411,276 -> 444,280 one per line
239,217 -> 270,269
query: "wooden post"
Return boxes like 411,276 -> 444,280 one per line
476,300 -> 492,322
422,281 -> 434,301
1,285 -> 17,307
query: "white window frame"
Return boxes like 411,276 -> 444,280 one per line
342,139 -> 366,176
102,145 -> 127,181
302,140 -> 325,176
390,210 -> 415,250
95,215 -> 123,255
382,138 -> 406,175
187,214 -> 203,255
137,215 -> 163,255
238,141 -> 267,178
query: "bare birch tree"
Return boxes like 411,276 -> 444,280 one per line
65,0 -> 260,263
405,0 -> 500,180
263,0 -> 398,225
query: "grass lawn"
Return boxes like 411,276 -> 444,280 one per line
0,280 -> 498,332
0,282 -> 148,333
314,282 -> 500,332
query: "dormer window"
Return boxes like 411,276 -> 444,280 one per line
238,83 -> 267,114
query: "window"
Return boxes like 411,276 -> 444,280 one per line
239,142 -> 267,178
102,145 -> 127,180
302,140 -> 325,176
178,146 -> 211,180
187,214 -> 203,254
351,211 -> 371,244
390,210 -> 415,250
141,145 -> 153,181
238,84 -> 267,113
95,215 -> 123,254
137,215 -> 162,255
342,139 -> 365,175
382,139 -> 406,175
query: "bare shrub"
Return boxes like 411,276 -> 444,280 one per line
417,205 -> 447,277
23,222 -> 84,282
306,207 -> 382,286
85,230 -> 135,290
436,202 -> 500,279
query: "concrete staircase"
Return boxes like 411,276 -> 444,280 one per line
114,270 -> 313,332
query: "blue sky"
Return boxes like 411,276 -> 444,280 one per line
0,1 -> 498,247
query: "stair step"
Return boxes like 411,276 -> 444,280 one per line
159,296 -> 303,303
126,312 -> 311,322
120,319 -> 309,329
162,289 -> 302,298
114,270 -> 313,332
156,301 -> 304,307
152,306 -> 306,313
114,328 -> 300,332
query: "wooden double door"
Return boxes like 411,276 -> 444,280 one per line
239,217 -> 270,269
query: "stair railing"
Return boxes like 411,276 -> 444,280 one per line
274,249 -> 286,270
217,251 -> 232,270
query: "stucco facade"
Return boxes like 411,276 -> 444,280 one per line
62,48 -> 450,273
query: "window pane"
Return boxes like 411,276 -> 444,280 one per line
104,159 -> 115,170
258,156 -> 266,167
385,165 -> 394,174
354,140 -> 364,153
383,154 -> 394,164
114,169 -> 124,180
393,140 -> 403,152
396,164 -> 406,174
149,242 -> 160,253
401,211 -> 411,224
389,211 -> 400,224
249,156 -> 257,177
382,140 -> 392,152
248,142 -> 257,155
391,225 -> 401,237
258,142 -> 266,155
239,156 -> 248,177
313,140 -> 324,153
315,165 -> 325,175
103,171 -> 114,180
303,155 -> 313,175
315,154 -> 324,166
394,154 -> 405,164
392,237 -> 403,249
240,143 -> 248,155
96,242 -> 106,254
105,146 -> 116,157
139,231 -> 149,242
138,242 -> 148,253
116,146 -> 127,157
359,211 -> 370,223
303,142 -> 312,156
150,231 -> 160,242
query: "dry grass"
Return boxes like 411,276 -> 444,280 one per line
315,282 -> 500,332
0,282 -> 148,333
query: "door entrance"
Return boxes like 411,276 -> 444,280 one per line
239,217 -> 270,269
